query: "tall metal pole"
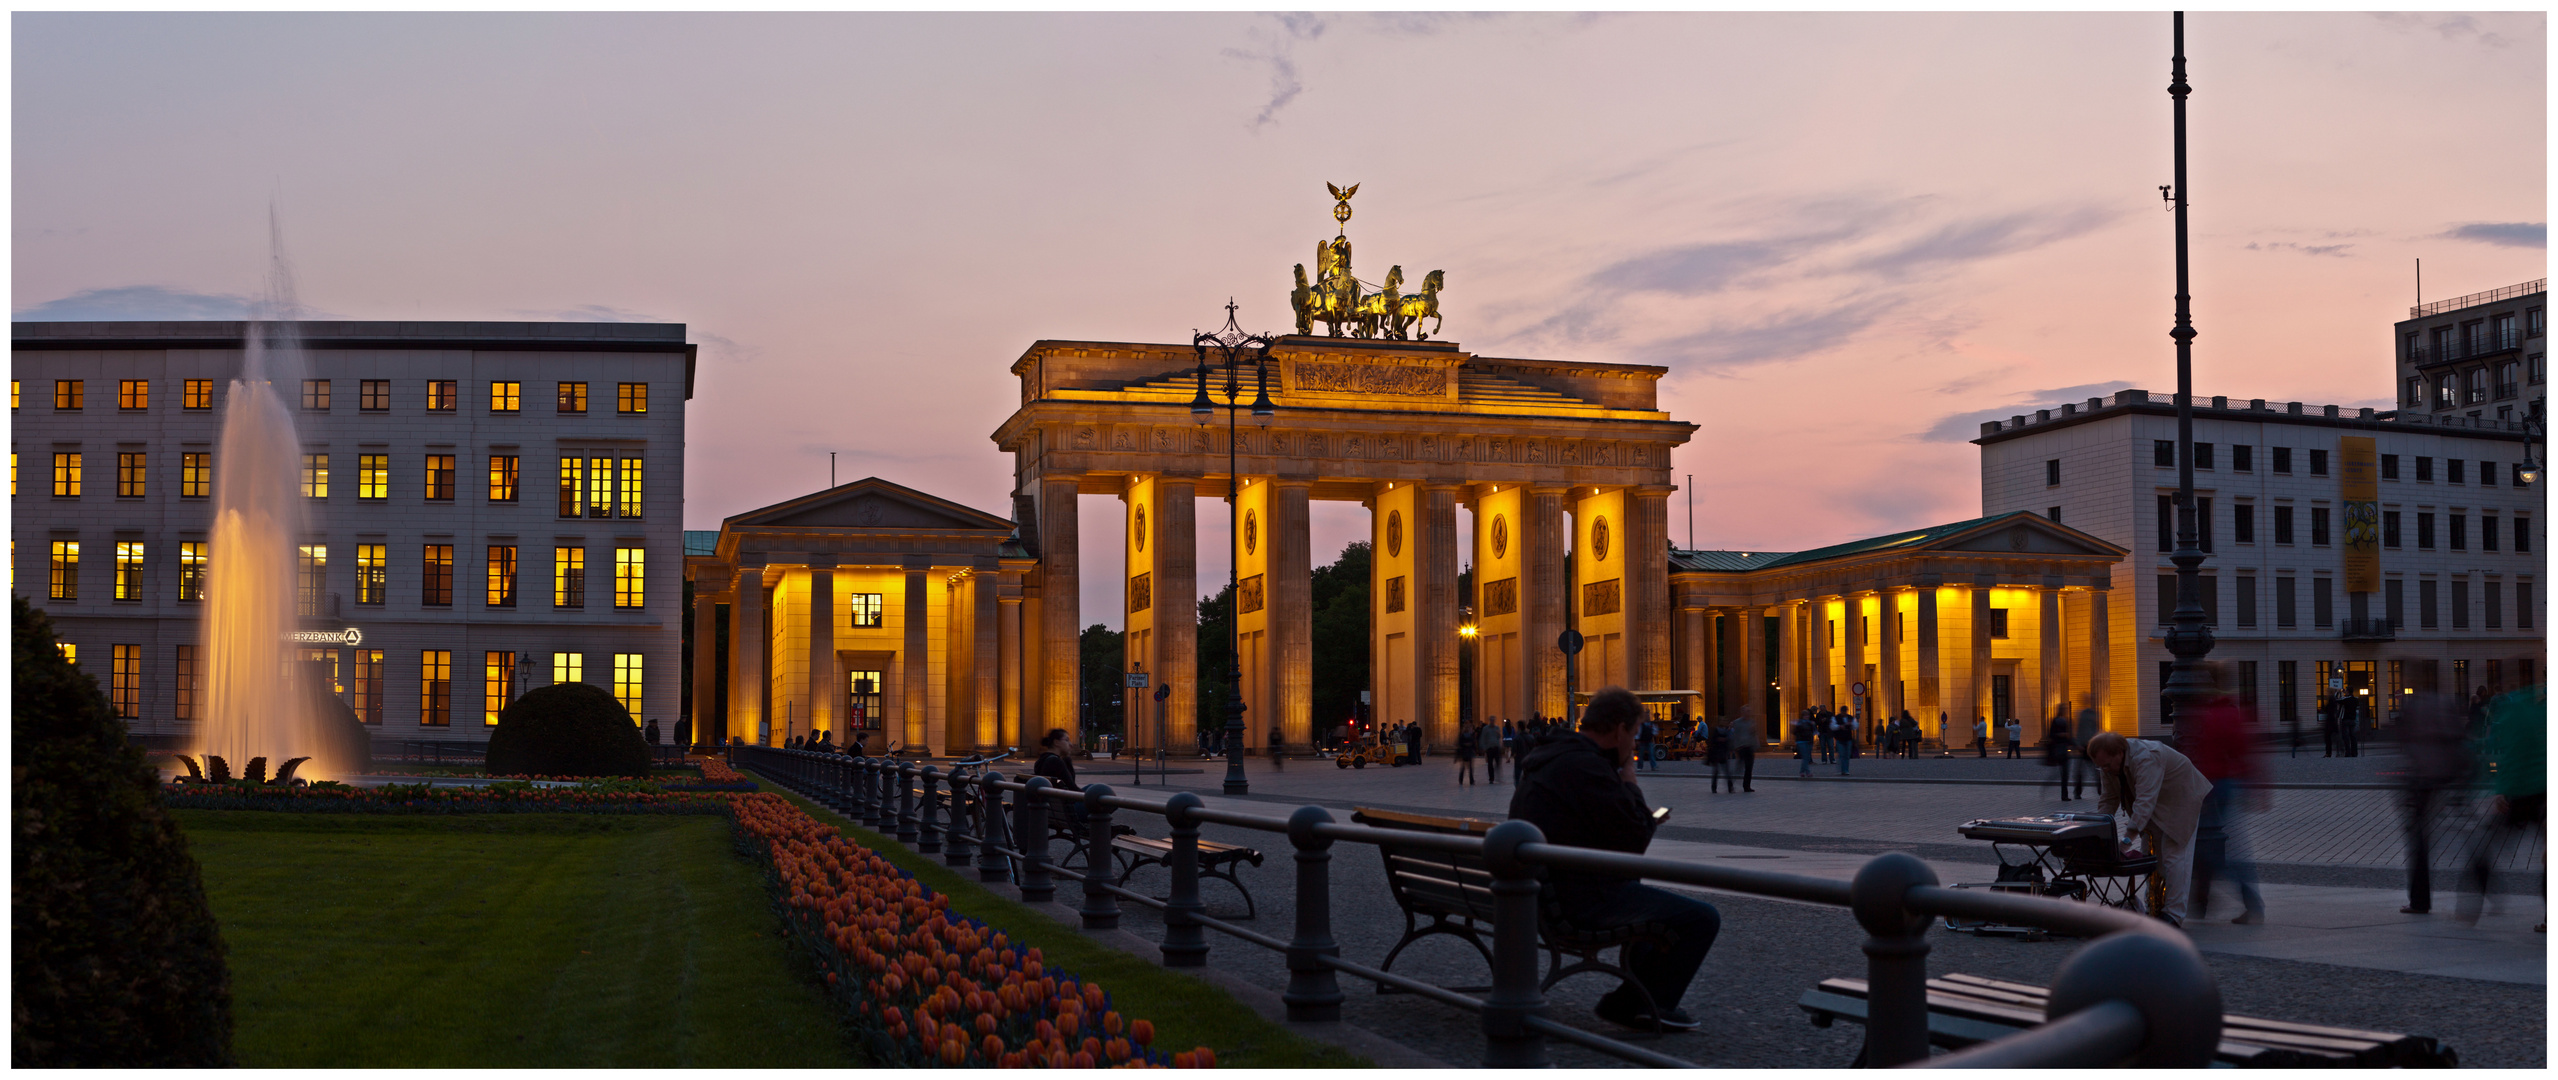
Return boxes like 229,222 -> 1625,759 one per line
2160,11 -> 2216,742
1192,301 -> 1272,795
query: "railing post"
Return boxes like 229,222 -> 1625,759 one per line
943,771 -> 975,866
917,766 -> 944,854
1281,805 -> 1343,1022
1851,852 -> 1940,1068
896,761 -> 919,844
1016,776 -> 1056,902
1160,792 -> 1209,968
863,759 -> 886,830
1479,819 -> 1548,1068
1079,784 -> 1121,930
2046,931 -> 2223,1067
977,772 -> 1012,883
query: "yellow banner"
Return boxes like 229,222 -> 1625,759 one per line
2340,436 -> 2380,593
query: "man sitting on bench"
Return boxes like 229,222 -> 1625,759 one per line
1510,686 -> 1720,1033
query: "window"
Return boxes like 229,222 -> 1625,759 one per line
617,457 -> 643,518
352,650 -> 384,723
2451,579 -> 2471,630
2198,497 -> 2214,552
2418,578 -> 2441,629
2236,575 -> 2257,628
2416,456 -> 2434,482
297,544 -> 327,615
115,542 -> 144,602
2535,353 -> 2548,385
617,382 -> 648,414
424,454 -> 456,501
2278,660 -> 2299,722
2383,510 -> 2402,548
2417,512 -> 2436,549
2483,514 -> 2499,552
55,380 -> 83,410
2156,495 -> 2173,552
184,379 -> 213,410
301,379 -> 330,411
357,544 -> 386,605
360,380 -> 390,411
2310,506 -> 2331,546
2154,577 -> 2217,625
2534,308 -> 2547,338
558,382 -> 588,413
613,654 -> 644,717
2518,517 -> 2532,553
2309,449 -> 2328,476
8,453 -> 13,496
2231,444 -> 2252,472
111,644 -> 140,718
49,541 -> 78,600
119,380 -> 148,411
2406,377 -> 2426,407
2482,461 -> 2498,487
359,454 -> 389,500
2273,505 -> 2294,545
56,643 -> 75,665
182,453 -> 212,498
2522,583 -> 2536,629
554,546 -> 585,608
2233,504 -> 2254,544
489,381 -> 521,413
586,456 -> 613,519
53,453 -> 81,497
1987,609 -> 2009,639
2486,582 -> 2503,629
554,652 -> 583,686
2047,506 -> 2062,524
849,592 -> 884,628
2194,443 -> 2214,470
2381,454 -> 2399,480
487,455 -> 519,501
2467,368 -> 2489,404
175,644 -> 199,721
422,544 -> 454,606
2271,446 -> 2292,473
557,457 -> 583,516
2045,460 -> 2060,486
2449,459 -> 2467,485
2313,577 -> 2333,628
116,452 -> 146,498
2499,362 -> 2520,399
427,380 -> 458,411
301,454 -> 328,498
2437,374 -> 2458,410
2154,440 -> 2174,467
2275,576 -> 2296,629
485,652 -> 513,725
2238,660 -> 2260,714
179,542 -> 208,601
421,651 -> 452,726
486,545 -> 517,607
2449,513 -> 2467,551
2386,579 -> 2405,627
614,546 -> 646,609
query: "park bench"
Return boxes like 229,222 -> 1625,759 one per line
1798,971 -> 2458,1067
1351,806 -> 1675,1031
1110,833 -> 1264,918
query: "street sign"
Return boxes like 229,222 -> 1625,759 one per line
1153,684 -> 1171,702
1360,691 -> 1372,704
1851,682 -> 1867,697
1557,629 -> 1585,656
2328,677 -> 2345,692
1126,672 -> 1150,688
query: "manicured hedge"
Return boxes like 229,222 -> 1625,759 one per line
487,683 -> 651,778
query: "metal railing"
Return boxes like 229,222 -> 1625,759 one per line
2340,616 -> 2397,642
2411,278 -> 2546,319
736,746 -> 2223,1069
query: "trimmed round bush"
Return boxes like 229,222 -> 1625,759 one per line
12,598 -> 235,1066
486,683 -> 650,778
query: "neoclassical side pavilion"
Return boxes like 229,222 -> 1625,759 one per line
1667,511 -> 2127,745
994,335 -> 1699,754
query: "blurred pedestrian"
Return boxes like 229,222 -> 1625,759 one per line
1728,710 -> 1757,792
2319,699 -> 2338,757
2044,705 -> 2083,801
2397,691 -> 2474,914
1484,719 -> 1506,783
2341,697 -> 2363,758
1456,722 -> 1479,786
2187,692 -> 2266,924
1836,711 -> 1858,776
2088,730 -> 2212,927
2460,684 -> 2545,930
1817,707 -> 1835,764
1636,715 -> 1660,773
1706,718 -> 1733,792
1974,715 -> 1990,758
1793,711 -> 1816,777
2004,717 -> 2022,759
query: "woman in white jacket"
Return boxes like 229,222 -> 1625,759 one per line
2086,730 -> 2213,926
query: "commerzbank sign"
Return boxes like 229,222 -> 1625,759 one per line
287,628 -> 365,647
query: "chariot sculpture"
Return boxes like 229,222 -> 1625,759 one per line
1290,183 -> 1445,341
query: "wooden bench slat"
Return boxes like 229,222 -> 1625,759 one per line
1814,972 -> 2439,1067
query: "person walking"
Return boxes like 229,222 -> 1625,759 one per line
1794,710 -> 1816,777
1636,716 -> 1660,773
2397,691 -> 2473,914
1705,718 -> 1733,793
1815,707 -> 1834,764
1404,720 -> 1424,766
2044,706 -> 2083,801
2340,697 -> 2363,758
2460,684 -> 2545,930
2187,693 -> 2267,924
1974,715 -> 1990,758
1484,719 -> 1506,783
1836,711 -> 1858,776
1456,722 -> 1479,786
2003,717 -> 2023,759
2319,699 -> 2338,757
2087,730 -> 2213,926
1729,710 -> 1758,792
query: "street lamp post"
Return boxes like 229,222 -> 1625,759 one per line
1192,301 -> 1276,796
2159,11 -> 2217,743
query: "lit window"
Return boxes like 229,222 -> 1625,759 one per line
358,455 -> 389,500
553,651 -> 583,686
301,454 -> 329,498
849,593 -> 885,628
586,456 -> 613,519
422,545 -> 454,606
614,546 -> 646,609
486,545 -> 517,607
9,380 -> 17,408
52,452 -> 81,497
352,650 -> 384,723
489,381 -> 520,413
617,382 -> 648,414
554,546 -> 585,608
176,644 -> 199,721
485,651 -> 514,725
116,452 -> 146,498
182,453 -> 212,498
558,382 -> 588,413
420,650 -> 452,726
358,379 -> 391,411
487,455 -> 519,502
298,544 -> 328,615
119,380 -> 149,411
301,379 -> 331,411
183,380 -> 214,410
557,457 -> 583,517
55,380 -> 83,410
618,457 -> 643,518
426,380 -> 458,412
10,453 -> 16,496
179,542 -> 208,601
613,653 -> 643,719
56,643 -> 76,664
111,644 -> 140,718
49,541 -> 79,600
115,542 -> 144,601
424,454 -> 456,501
356,544 -> 386,605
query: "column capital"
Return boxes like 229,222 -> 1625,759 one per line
1627,483 -> 1679,498
1271,475 -> 1317,491
807,556 -> 839,571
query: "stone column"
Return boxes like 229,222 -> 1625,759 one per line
807,562 -> 837,739
1808,596 -> 1834,710
905,564 -> 932,751
1272,479 -> 1315,749
2088,588 -> 2112,732
974,566 -> 1000,750
2039,582 -> 2064,739
1157,478 -> 1201,752
729,563 -> 766,745
1627,487 -> 1674,691
1524,485 -> 1570,718
1678,607 -> 1706,702
1418,482 -> 1462,748
997,589 -> 1024,749
1843,594 -> 1868,727
1778,601 -> 1803,721
1970,584 -> 1995,732
1039,475 -> 1082,742
1736,606 -> 1763,722
1916,585 -> 1942,726
692,587 -> 722,746
1878,589 -> 1904,726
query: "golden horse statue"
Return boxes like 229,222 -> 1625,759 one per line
1393,269 -> 1446,341
1353,266 -> 1404,339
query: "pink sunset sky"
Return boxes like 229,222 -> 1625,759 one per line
14,12 -> 2545,620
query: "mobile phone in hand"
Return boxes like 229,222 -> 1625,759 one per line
1652,806 -> 1672,826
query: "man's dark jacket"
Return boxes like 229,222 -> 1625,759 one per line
1509,732 -> 1658,899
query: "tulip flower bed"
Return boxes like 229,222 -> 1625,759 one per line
729,792 -> 1217,1069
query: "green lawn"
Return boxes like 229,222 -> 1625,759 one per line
176,811 -> 856,1068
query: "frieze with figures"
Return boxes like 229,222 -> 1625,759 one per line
1289,360 -> 1450,398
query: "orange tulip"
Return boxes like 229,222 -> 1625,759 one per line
1193,1047 -> 1215,1068
1129,1020 -> 1154,1047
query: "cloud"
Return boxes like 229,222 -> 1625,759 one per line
1587,240 -> 1791,297
1641,299 -> 1900,373
1222,13 -> 1328,129
1916,380 -> 2136,442
2373,13 -> 2514,47
2439,222 -> 2546,248
2245,241 -> 2355,257
15,285 -> 261,321
1845,206 -> 2116,278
